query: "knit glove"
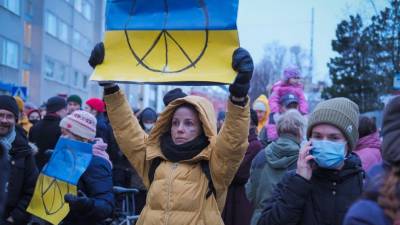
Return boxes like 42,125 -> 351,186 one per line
88,42 -> 104,69
64,191 -> 93,211
92,138 -> 112,168
229,48 -> 254,100
88,42 -> 118,92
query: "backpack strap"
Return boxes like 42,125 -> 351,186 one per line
148,158 -> 216,199
200,160 -> 216,199
148,157 -> 162,184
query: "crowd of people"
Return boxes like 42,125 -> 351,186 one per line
0,42 -> 398,225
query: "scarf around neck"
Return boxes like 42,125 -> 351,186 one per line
160,132 -> 210,162
0,127 -> 16,153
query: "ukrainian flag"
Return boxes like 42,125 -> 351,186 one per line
27,138 -> 93,225
91,0 -> 240,84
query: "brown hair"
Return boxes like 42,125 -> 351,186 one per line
377,166 -> 400,222
358,116 -> 377,138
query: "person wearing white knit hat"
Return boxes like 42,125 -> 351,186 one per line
60,110 -> 97,141
57,110 -> 114,225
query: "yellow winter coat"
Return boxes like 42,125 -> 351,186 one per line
104,90 -> 250,225
252,95 -> 270,133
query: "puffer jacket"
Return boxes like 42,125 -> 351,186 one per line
257,153 -> 363,225
354,132 -> 382,172
252,95 -> 270,133
343,163 -> 392,225
104,90 -> 250,225
269,80 -> 308,114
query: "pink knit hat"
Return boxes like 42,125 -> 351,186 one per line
283,66 -> 301,81
60,110 -> 97,140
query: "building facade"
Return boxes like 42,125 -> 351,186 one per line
0,0 -> 104,105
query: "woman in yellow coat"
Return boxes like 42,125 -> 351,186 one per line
89,44 -> 253,225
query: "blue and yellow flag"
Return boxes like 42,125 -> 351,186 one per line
91,0 -> 239,84
27,138 -> 93,225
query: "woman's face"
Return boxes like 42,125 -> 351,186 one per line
28,112 -> 41,121
310,124 -> 348,153
171,106 -> 201,145
61,128 -> 87,142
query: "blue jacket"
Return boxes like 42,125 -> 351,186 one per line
343,163 -> 392,225
63,156 -> 114,225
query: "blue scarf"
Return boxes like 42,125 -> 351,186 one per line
0,127 -> 16,153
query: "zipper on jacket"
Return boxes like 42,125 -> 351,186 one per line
164,162 -> 178,225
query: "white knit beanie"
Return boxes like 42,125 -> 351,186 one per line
60,110 -> 97,140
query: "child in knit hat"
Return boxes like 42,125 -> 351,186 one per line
58,110 -> 114,225
268,66 -> 308,115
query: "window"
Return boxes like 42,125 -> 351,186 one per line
25,0 -> 33,17
23,47 -> 31,64
58,21 -> 68,43
73,71 -> 79,86
1,0 -> 20,15
24,22 -> 32,47
59,64 -> 66,82
82,1 -> 92,20
23,70 -> 30,86
45,58 -> 55,78
1,38 -> 19,69
74,0 -> 82,12
72,31 -> 80,48
72,30 -> 91,56
82,74 -> 88,89
45,12 -> 57,36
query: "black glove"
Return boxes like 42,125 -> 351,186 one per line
88,42 -> 105,69
229,48 -> 254,99
64,193 -> 93,211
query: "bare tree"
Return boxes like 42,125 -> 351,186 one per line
249,42 -> 308,102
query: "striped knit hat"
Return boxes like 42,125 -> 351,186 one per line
60,110 -> 97,140
307,97 -> 360,151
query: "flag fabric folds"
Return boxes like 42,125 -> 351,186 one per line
27,138 -> 93,225
91,0 -> 240,84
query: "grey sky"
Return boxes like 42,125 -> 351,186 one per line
237,0 -> 390,82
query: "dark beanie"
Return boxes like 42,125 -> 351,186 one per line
140,108 -> 157,122
250,109 -> 258,126
381,96 -> 400,164
163,88 -> 187,106
307,97 -> 360,151
0,95 -> 19,120
67,94 -> 82,106
46,96 -> 67,113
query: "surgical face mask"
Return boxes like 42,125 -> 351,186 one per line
143,123 -> 154,132
310,139 -> 346,169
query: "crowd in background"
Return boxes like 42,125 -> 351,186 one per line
0,44 -> 398,225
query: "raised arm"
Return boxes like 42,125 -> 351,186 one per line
103,87 -> 150,186
88,43 -> 150,186
209,48 -> 253,209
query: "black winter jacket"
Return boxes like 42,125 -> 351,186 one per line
29,113 -> 62,170
4,126 -> 39,225
257,153 -> 364,225
0,143 -> 8,218
62,156 -> 114,225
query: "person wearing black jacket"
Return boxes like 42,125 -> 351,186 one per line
0,95 -> 39,225
257,97 -> 364,225
29,96 -> 67,170
0,143 -> 7,219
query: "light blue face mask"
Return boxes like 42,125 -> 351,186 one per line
310,139 -> 346,169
